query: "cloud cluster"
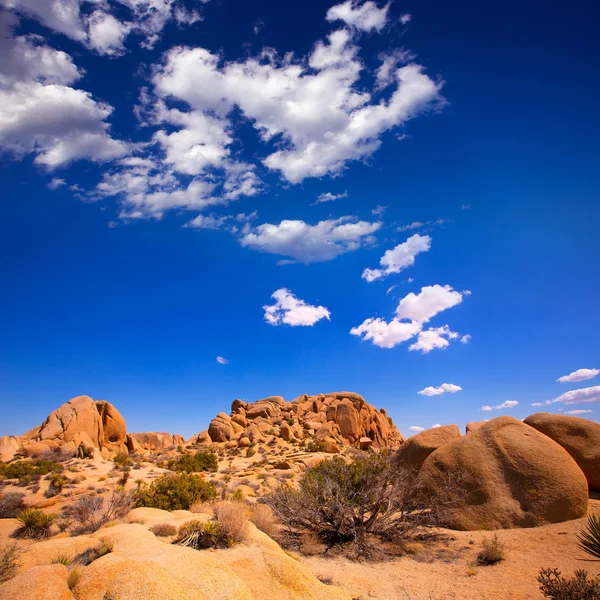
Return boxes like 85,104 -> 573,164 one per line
351,284 -> 470,352
264,289 -> 331,327
326,0 -> 390,32
480,400 -> 519,412
240,217 -> 380,263
418,383 -> 462,396
362,234 -> 431,282
557,368 -> 599,383
545,385 -> 600,406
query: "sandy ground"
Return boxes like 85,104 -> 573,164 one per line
300,499 -> 600,600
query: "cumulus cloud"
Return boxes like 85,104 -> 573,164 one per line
362,234 -> 431,282
431,423 -> 441,428
460,334 -> 471,344
264,288 -> 331,327
531,402 -> 543,407
313,191 -> 349,204
408,425 -> 424,432
545,385 -> 600,406
418,383 -> 462,396
325,0 -> 390,32
350,317 -> 422,349
240,217 -> 380,263
396,284 -> 468,323
409,325 -> 460,354
47,177 -> 66,190
565,409 -> 593,415
216,356 -> 229,364
557,368 -> 600,383
399,13 -> 411,25
481,400 -> 519,411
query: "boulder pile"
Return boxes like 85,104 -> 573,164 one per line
192,392 -> 403,453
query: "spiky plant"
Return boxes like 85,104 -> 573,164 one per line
176,520 -> 226,549
52,554 -> 73,567
15,508 -> 56,539
577,514 -> 600,560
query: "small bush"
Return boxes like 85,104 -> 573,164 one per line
150,523 -> 178,537
62,488 -> 132,535
476,534 -> 506,565
176,520 -> 229,549
0,545 -> 21,583
46,473 -> 70,497
167,451 -> 218,474
0,491 -> 26,518
67,567 -> 82,590
245,448 -> 256,458
229,489 -> 245,502
248,504 -> 278,538
578,514 -> 600,560
53,554 -> 73,566
85,538 -> 113,564
133,473 -> 217,511
213,502 -> 247,544
14,508 -> 56,539
538,568 -> 600,599
0,460 -> 63,480
113,452 -> 132,468
305,439 -> 326,453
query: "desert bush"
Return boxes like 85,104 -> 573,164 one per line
46,473 -> 70,497
189,501 -> 214,514
0,460 -> 63,480
265,454 -> 461,550
229,488 -> 245,502
0,490 -> 26,518
167,451 -> 218,474
34,448 -> 73,463
14,508 -> 56,539
67,567 -> 82,590
0,545 -> 21,583
133,473 -> 217,511
213,502 -> 247,543
117,470 -> 130,487
476,534 -> 506,565
305,439 -> 326,453
538,568 -> 600,599
248,504 -> 278,538
176,519 -> 226,549
52,554 -> 73,566
112,452 -> 132,468
578,514 -> 600,560
63,488 -> 132,534
150,522 -> 178,537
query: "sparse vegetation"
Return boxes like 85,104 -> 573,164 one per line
248,504 -> 278,538
52,554 -> 73,566
305,439 -> 326,453
265,454 -> 460,552
0,545 -> 21,583
14,508 -> 56,539
0,490 -> 26,518
133,473 -> 217,510
150,522 -> 178,537
176,519 -> 228,549
167,450 -> 218,473
113,452 -> 132,468
577,514 -> 600,560
46,473 -> 70,497
62,488 -> 132,534
0,459 -> 63,480
476,534 -> 506,565
537,568 -> 600,599
213,502 -> 247,543
67,567 -> 82,590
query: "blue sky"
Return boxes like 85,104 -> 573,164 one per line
1,0 -> 599,439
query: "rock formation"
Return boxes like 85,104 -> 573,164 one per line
22,395 -> 128,459
524,412 -> 600,491
395,424 -> 460,470
129,432 -> 186,451
418,416 -> 588,530
196,392 -> 403,452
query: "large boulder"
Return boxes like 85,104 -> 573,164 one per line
0,435 -> 21,462
130,432 -> 186,451
395,425 -> 460,470
0,564 -> 74,600
524,412 -> 600,491
208,413 -> 234,442
419,416 -> 588,530
24,395 -> 127,458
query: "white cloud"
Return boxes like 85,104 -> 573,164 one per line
264,288 -> 331,327
399,13 -> 411,25
240,217 -> 380,263
276,259 -> 297,266
362,234 -> 431,282
216,356 -> 229,364
313,191 -> 349,204
87,11 -> 131,56
396,284 -> 467,323
418,383 -> 462,396
557,368 -> 600,383
372,204 -> 387,216
546,385 -> 600,406
481,400 -> 519,411
408,425 -> 424,432
531,402 -> 543,407
184,214 -> 229,230
431,423 -> 441,428
460,334 -> 471,344
325,0 -> 390,32
47,177 -> 66,190
409,325 -> 460,354
386,285 -> 396,295
565,409 -> 593,415
350,317 -> 422,349
397,218 -> 450,233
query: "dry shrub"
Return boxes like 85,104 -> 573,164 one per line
62,488 -> 132,535
0,491 -> 26,518
538,568 -> 600,599
213,502 -> 248,544
189,501 -> 214,515
248,504 -> 278,538
301,531 -> 326,555
150,522 -> 177,537
0,545 -> 21,583
176,520 -> 228,549
67,567 -> 82,590
476,534 -> 506,565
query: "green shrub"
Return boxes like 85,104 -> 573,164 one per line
46,473 -> 70,497
476,534 -> 506,565
0,460 -> 63,480
14,508 -> 56,539
167,451 -> 218,474
0,545 -> 21,583
0,490 -> 26,518
133,473 -> 217,510
305,439 -> 326,453
112,452 -> 132,468
578,514 -> 600,560
52,554 -> 73,566
176,520 -> 229,549
538,568 -> 600,599
150,522 -> 178,537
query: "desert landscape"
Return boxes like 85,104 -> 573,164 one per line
1,392 -> 599,599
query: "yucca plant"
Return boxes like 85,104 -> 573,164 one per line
52,554 -> 73,567
176,519 -> 227,549
14,508 -> 56,539
577,514 -> 600,560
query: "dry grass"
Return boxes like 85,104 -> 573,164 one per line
190,501 -> 214,514
150,522 -> 178,537
248,504 -> 278,538
301,531 -> 326,556
213,502 -> 248,544
477,534 -> 506,566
